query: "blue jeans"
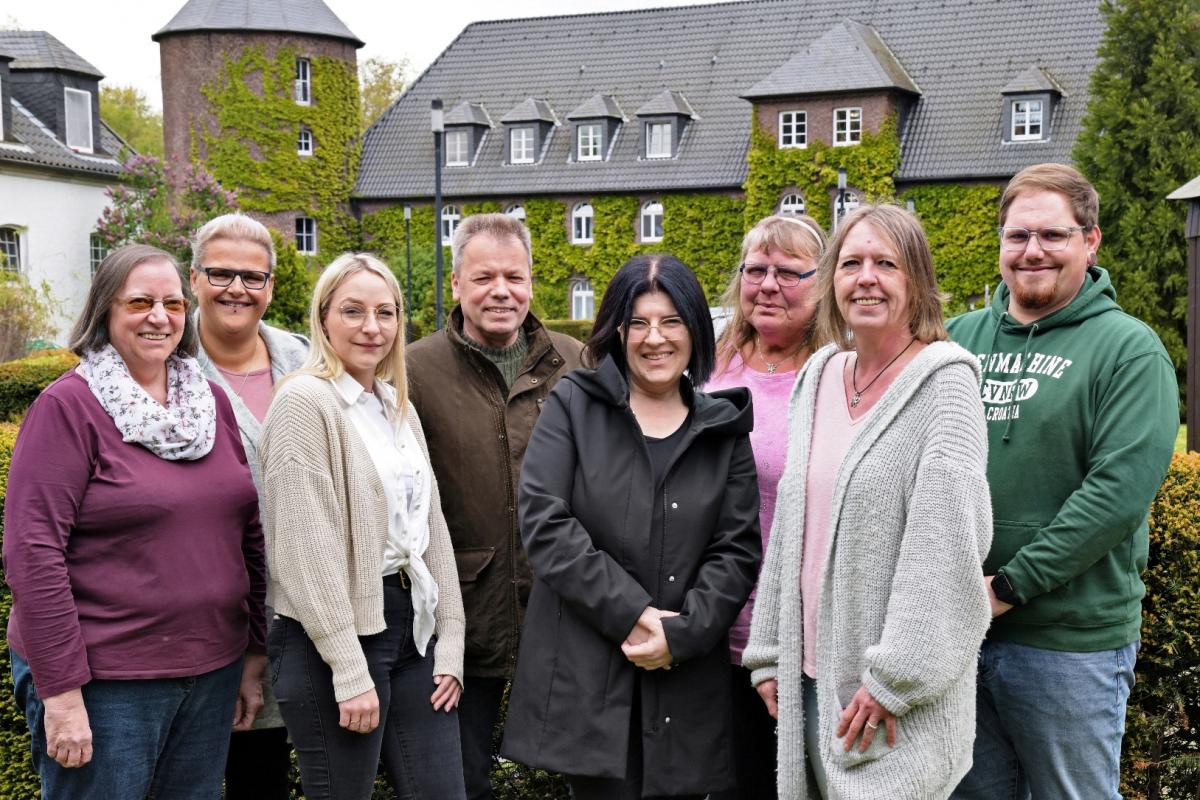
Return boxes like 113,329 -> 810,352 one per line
951,639 -> 1137,800
10,650 -> 242,800
271,575 -> 467,800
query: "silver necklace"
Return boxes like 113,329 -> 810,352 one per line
755,341 -> 802,375
851,338 -> 916,407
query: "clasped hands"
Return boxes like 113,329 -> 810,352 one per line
621,606 -> 678,671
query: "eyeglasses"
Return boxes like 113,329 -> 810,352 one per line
197,267 -> 272,290
119,295 -> 189,315
338,303 -> 400,329
626,316 -> 687,340
740,263 -> 817,287
998,226 -> 1088,252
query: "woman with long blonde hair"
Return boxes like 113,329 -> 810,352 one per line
260,253 -> 467,799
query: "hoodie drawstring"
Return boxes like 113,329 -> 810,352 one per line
999,322 -> 1038,444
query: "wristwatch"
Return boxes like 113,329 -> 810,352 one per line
992,572 -> 1023,607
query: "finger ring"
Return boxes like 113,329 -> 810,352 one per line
663,665 -> 672,671
866,721 -> 879,730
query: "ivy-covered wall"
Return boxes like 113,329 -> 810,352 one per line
199,46 -> 362,258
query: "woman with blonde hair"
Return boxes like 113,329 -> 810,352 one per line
745,205 -> 991,798
260,253 -> 467,799
706,213 -> 826,799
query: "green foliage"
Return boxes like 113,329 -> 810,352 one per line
264,232 -> 316,333
1124,452 -> 1200,798
901,184 -> 1003,314
0,275 -> 59,363
99,85 -> 164,157
541,319 -> 593,342
359,56 -> 410,133
200,46 -> 362,259
0,350 -> 78,422
1073,0 -> 1200,402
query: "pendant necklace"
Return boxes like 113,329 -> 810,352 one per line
851,338 -> 916,407
755,340 -> 802,375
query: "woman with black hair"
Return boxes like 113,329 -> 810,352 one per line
500,255 -> 762,799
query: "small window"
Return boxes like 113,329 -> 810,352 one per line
571,279 -> 595,320
1011,100 -> 1044,141
64,88 -> 93,152
295,217 -> 317,254
295,58 -> 312,105
297,126 -> 314,156
90,233 -> 107,276
640,201 -> 664,243
779,111 -> 806,149
505,204 -> 526,222
441,205 -> 460,246
510,127 -> 535,164
446,130 -> 470,167
834,191 -> 861,229
0,227 -> 20,272
577,123 -> 603,161
572,203 -> 594,245
834,107 -> 862,146
646,122 -> 673,159
779,194 -> 806,215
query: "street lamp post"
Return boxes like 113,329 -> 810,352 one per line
403,203 -> 412,342
431,99 -> 445,331
836,167 -> 847,231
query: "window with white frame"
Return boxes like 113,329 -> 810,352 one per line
510,126 -> 535,164
834,107 -> 862,146
577,123 -> 603,161
446,130 -> 470,166
295,217 -> 317,254
834,191 -> 861,229
572,203 -> 594,245
779,111 -> 807,148
441,205 -> 460,246
641,201 -> 664,242
0,227 -> 20,272
64,88 -> 93,152
570,279 -> 595,320
90,233 -> 107,276
294,58 -> 311,105
779,194 -> 806,215
505,204 -> 526,221
1011,100 -> 1044,141
646,122 -> 673,159
297,126 -> 314,156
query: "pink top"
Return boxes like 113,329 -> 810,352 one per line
705,351 -> 796,664
216,365 -> 274,422
802,352 -> 868,677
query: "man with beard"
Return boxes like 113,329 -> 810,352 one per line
948,163 -> 1177,799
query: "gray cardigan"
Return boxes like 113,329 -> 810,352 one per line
744,341 -> 993,799
196,320 -> 308,729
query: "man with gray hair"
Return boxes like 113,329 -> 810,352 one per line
406,213 -> 583,799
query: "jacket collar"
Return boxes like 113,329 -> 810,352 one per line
446,304 -> 556,374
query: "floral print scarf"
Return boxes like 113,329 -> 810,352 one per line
78,343 -> 217,460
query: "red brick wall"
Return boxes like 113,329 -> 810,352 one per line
754,92 -> 903,148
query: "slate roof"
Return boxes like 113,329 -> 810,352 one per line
1001,65 -> 1066,95
0,31 -> 102,77
636,90 -> 696,118
0,99 -> 124,178
743,19 -> 918,99
567,94 -> 626,120
153,0 -> 364,47
356,0 -> 1104,199
501,98 -> 558,124
443,101 -> 492,127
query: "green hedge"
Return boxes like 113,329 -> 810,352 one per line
541,319 -> 592,343
0,350 -> 78,423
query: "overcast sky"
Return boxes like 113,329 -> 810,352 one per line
5,0 -> 734,111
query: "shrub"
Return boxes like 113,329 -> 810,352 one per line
0,276 -> 59,364
263,232 -> 315,334
541,319 -> 592,343
0,350 -> 78,423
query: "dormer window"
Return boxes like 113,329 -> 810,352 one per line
1011,99 -> 1043,141
510,126 -> 536,164
779,111 -> 806,148
567,94 -> 625,164
297,126 -> 314,156
834,107 -> 862,146
1001,66 -> 1063,145
501,98 -> 556,166
442,102 -> 493,167
577,123 -> 603,161
635,91 -> 695,160
446,130 -> 470,166
295,58 -> 312,105
646,122 -> 673,159
64,87 -> 92,152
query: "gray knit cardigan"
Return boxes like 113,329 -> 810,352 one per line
744,341 -> 993,799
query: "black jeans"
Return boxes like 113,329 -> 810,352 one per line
224,727 -> 291,800
457,675 -> 507,800
710,664 -> 778,799
270,577 -> 467,800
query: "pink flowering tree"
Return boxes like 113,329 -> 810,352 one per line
96,155 -> 239,265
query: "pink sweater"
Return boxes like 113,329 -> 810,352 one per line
706,352 -> 796,664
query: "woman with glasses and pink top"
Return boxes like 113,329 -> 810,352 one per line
259,253 -> 467,799
705,214 -> 827,800
4,243 -> 266,799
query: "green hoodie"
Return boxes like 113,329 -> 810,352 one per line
947,266 -> 1176,652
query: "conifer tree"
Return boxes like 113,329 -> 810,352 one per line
1073,0 -> 1200,395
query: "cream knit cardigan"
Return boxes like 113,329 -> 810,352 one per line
744,341 -> 993,799
260,374 -> 465,702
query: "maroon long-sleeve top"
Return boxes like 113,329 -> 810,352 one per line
3,371 -> 266,699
